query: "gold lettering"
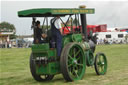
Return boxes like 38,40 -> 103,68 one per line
53,9 -> 94,14
53,10 -> 58,13
72,10 -> 79,13
57,10 -> 70,13
80,10 -> 88,13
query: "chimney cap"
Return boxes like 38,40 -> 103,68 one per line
79,5 -> 86,8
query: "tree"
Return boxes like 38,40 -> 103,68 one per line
0,22 -> 15,30
0,21 -> 16,39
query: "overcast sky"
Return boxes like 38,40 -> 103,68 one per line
1,1 -> 128,35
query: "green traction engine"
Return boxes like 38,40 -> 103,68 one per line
18,6 -> 107,82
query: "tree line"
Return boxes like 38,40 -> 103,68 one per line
0,21 -> 16,39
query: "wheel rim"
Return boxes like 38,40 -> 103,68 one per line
95,53 -> 107,75
67,44 -> 85,80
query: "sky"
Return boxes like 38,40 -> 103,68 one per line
1,0 -> 128,35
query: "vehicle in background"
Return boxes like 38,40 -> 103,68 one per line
62,24 -> 107,35
95,32 -> 128,44
87,24 -> 107,33
23,38 -> 33,47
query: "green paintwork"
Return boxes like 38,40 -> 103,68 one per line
18,8 -> 95,17
67,43 -> 86,80
36,61 -> 60,75
31,43 -> 49,53
86,49 -> 94,66
30,34 -> 91,75
31,44 -> 60,75
72,34 -> 82,42
62,34 -> 82,47
31,34 -> 84,75
62,34 -> 72,47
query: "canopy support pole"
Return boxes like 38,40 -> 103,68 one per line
79,5 -> 88,41
80,14 -> 88,41
32,17 -> 36,44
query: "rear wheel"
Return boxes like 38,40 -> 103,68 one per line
94,53 -> 107,75
60,43 -> 86,82
30,53 -> 54,81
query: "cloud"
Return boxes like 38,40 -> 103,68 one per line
1,1 -> 128,35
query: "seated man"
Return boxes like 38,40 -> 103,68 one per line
35,20 -> 47,44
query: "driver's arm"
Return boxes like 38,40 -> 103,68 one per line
59,28 -> 63,35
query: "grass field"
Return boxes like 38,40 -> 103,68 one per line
0,44 -> 128,85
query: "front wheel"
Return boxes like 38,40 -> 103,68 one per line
94,53 -> 107,75
30,53 -> 54,82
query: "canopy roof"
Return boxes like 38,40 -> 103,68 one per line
18,8 -> 95,17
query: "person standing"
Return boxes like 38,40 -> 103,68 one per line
51,16 -> 63,57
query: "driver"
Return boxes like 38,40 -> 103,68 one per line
51,16 -> 63,57
35,20 -> 47,44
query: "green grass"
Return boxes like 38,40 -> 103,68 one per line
0,44 -> 128,85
